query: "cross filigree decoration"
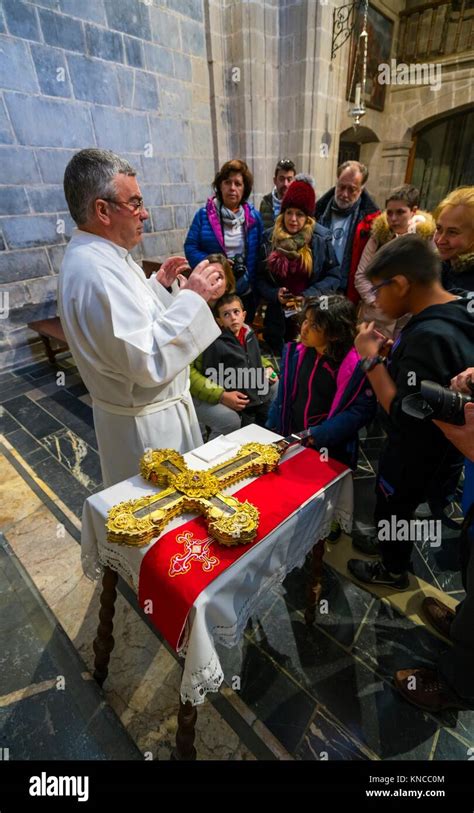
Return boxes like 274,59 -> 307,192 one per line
168,532 -> 219,578
106,440 -> 296,549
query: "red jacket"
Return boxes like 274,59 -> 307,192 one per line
346,211 -> 380,304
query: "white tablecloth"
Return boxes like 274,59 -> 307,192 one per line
81,425 -> 353,705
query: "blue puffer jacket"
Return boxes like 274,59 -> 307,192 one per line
267,342 -> 377,468
184,197 -> 263,296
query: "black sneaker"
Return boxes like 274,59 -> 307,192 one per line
347,559 -> 409,590
351,532 -> 380,557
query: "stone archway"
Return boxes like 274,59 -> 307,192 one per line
337,126 -> 380,165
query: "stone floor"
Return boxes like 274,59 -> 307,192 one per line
0,353 -> 472,762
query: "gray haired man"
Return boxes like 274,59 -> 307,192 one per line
58,148 -> 222,486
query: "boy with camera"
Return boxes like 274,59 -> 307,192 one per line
347,235 -> 474,589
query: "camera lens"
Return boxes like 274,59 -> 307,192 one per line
420,380 -> 470,425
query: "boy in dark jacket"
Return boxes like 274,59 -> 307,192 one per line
348,235 -> 474,590
195,294 -> 277,438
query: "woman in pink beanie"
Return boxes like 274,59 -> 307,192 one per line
258,174 -> 342,355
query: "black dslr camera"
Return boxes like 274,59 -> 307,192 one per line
402,379 -> 474,426
232,254 -> 247,280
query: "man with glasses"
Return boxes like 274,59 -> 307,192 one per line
259,158 -> 296,230
58,149 -> 222,487
315,160 -> 379,295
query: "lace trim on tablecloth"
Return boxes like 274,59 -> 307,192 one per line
179,646 -> 224,706
82,547 -> 138,591
82,550 -> 103,582
211,506 -> 352,650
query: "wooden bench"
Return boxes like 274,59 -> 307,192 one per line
28,262 -> 160,364
28,317 -> 69,364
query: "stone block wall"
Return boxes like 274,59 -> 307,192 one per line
0,0 -> 213,370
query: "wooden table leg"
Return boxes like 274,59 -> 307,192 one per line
172,697 -> 197,761
93,566 -> 118,687
304,538 -> 325,626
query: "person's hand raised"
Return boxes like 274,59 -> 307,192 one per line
355,321 -> 392,359
179,259 -> 224,302
156,256 -> 190,288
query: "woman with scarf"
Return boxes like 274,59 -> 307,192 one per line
354,184 -> 436,337
434,186 -> 474,295
184,159 -> 263,322
258,175 -> 341,356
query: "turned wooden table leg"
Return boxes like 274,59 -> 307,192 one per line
172,698 -> 197,761
304,538 -> 325,626
93,566 -> 118,687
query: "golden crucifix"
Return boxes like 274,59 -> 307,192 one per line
106,436 -> 305,548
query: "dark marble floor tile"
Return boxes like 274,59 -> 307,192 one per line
21,447 -> 51,466
0,372 -> 15,384
0,622 -> 59,696
41,428 -> 103,490
13,361 -> 53,380
30,456 -> 91,518
25,362 -> 59,380
415,537 -> 464,593
282,563 -> 374,647
0,690 -> 127,760
353,477 -> 377,526
4,427 -> 46,460
0,378 -> 34,402
354,447 -> 375,480
443,709 -> 474,746
66,381 -> 89,398
296,707 -> 373,760
353,599 -> 447,681
410,546 -> 441,589
37,390 -> 97,449
445,589 -> 466,599
433,728 -> 472,760
0,537 -> 141,760
0,578 -> 61,696
0,408 -> 20,435
360,435 -> 386,457
252,595 -> 438,759
2,396 -> 63,440
219,637 -> 315,754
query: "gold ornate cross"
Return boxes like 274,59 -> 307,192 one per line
106,441 -> 296,548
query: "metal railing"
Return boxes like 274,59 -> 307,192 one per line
398,0 -> 474,61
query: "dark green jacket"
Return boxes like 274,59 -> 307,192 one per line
259,192 -> 276,231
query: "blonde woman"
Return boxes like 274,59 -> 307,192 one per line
434,186 -> 474,294
257,175 -> 340,355
355,184 -> 435,337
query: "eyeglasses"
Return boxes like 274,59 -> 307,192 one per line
103,197 -> 146,214
370,279 -> 393,297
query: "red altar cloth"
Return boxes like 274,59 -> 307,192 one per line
138,449 -> 347,649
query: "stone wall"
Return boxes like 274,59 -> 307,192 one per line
0,0 -> 213,370
1,0 -> 472,370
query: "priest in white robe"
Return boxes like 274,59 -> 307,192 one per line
58,149 -> 222,487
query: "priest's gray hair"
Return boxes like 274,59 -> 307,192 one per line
64,149 -> 137,226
